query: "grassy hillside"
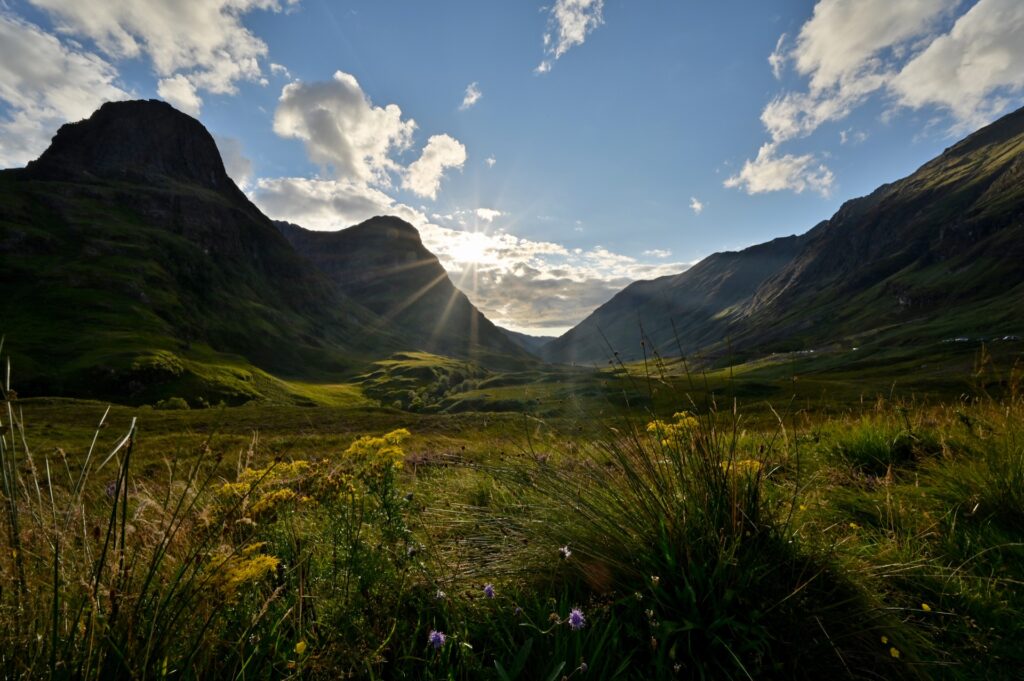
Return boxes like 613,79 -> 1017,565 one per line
0,101 -> 408,405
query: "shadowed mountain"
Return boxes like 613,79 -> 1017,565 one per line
545,105 -> 1024,364
499,328 -> 557,357
276,218 -> 535,368
541,234 -> 809,363
731,105 -> 1024,353
0,99 -> 399,404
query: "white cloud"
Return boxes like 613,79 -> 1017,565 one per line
270,62 -> 291,78
689,197 -> 704,215
29,0 -> 292,101
485,156 -> 496,167
273,70 -> 416,186
768,33 -> 787,79
213,135 -> 252,188
724,143 -> 834,196
733,0 -> 1024,196
475,208 -> 503,222
643,249 -> 672,258
249,177 -> 689,334
889,0 -> 1024,131
459,81 -> 481,110
839,128 -> 868,145
403,133 -> 466,199
157,73 -> 201,116
0,14 -> 129,168
537,0 -> 604,73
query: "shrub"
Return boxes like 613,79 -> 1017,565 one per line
154,396 -> 191,410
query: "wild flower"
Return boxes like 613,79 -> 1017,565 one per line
921,602 -> 932,612
428,630 -> 446,650
568,607 -> 586,630
483,583 -> 495,599
294,640 -> 307,655
559,545 -> 572,560
435,589 -> 446,600
889,647 -> 901,659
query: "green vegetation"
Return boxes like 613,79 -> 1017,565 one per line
1,350 -> 1022,679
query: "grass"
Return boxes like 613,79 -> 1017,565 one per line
1,346 -> 1023,678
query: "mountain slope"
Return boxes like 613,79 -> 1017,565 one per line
0,99 -> 398,403
498,328 -> 557,356
734,105 -> 1024,352
542,234 -> 810,363
546,105 -> 1024,364
276,218 -> 535,368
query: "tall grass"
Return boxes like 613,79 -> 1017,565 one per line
1,341 -> 1022,679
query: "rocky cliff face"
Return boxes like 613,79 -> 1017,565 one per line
25,99 -> 241,197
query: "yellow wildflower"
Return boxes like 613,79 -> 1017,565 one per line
295,640 -> 307,655
921,603 -> 932,612
889,647 -> 901,659
880,635 -> 888,644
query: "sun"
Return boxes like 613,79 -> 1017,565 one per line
448,231 -> 493,265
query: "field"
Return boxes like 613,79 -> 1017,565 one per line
1,344 -> 1022,679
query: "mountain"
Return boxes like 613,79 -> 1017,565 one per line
733,106 -> 1024,352
545,105 -> 1024,364
499,328 -> 557,356
275,218 -> 535,368
541,234 -> 809,363
0,99 -> 399,404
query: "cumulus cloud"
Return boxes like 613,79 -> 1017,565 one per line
459,81 -> 481,110
689,197 -> 704,215
29,0 -> 293,114
274,70 -> 416,185
403,133 -> 467,199
475,208 -> 502,222
269,62 -> 291,78
643,249 -> 672,258
724,143 -> 834,197
0,14 -> 129,168
157,74 -> 201,116
249,177 -> 688,334
731,0 -> 1024,195
213,135 -> 253,188
537,0 -> 604,73
889,0 -> 1024,131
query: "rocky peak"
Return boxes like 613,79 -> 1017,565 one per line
25,99 -> 237,194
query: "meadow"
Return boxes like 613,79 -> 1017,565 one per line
0,345 -> 1022,679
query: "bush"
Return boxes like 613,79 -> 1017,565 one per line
154,396 -> 190,410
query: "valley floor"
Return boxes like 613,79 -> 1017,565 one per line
1,360 -> 1023,679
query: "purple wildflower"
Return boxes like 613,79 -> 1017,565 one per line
428,630 -> 446,650
483,583 -> 495,599
105,480 -> 118,498
568,607 -> 586,631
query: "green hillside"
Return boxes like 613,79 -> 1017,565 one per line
0,100 -> 401,405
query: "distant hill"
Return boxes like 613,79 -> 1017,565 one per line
498,328 -> 557,356
541,235 -> 808,363
0,100 -> 400,404
544,106 -> 1024,364
276,218 -> 535,368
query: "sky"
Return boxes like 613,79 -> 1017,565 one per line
1,0 -> 1023,336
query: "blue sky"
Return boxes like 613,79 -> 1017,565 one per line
1,0 -> 1023,334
